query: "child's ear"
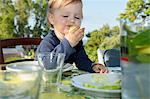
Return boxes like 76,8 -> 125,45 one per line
48,13 -> 54,25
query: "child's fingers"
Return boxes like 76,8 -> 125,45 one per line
69,26 -> 84,34
70,28 -> 84,41
79,28 -> 84,39
93,64 -> 108,74
98,67 -> 105,73
92,66 -> 98,73
95,69 -> 101,73
66,26 -> 85,47
100,69 -> 109,74
74,28 -> 84,36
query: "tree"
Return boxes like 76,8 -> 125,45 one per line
118,0 -> 150,22
0,0 -> 50,60
84,0 -> 150,62
84,24 -> 120,62
0,0 -> 15,38
14,0 -> 49,37
0,0 -> 49,38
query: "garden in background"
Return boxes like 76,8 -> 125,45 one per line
0,0 -> 149,62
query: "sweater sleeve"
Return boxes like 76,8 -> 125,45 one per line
53,38 -> 76,60
73,41 -> 95,73
36,35 -> 76,60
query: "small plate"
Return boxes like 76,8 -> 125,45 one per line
6,61 -> 74,72
6,61 -> 41,72
72,73 -> 121,98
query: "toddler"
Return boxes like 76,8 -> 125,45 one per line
37,0 -> 108,73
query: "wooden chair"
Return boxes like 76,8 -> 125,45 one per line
0,37 -> 42,65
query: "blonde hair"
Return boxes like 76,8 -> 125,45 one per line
48,0 -> 83,13
47,0 -> 83,27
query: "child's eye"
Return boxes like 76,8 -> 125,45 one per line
75,17 -> 80,19
63,16 -> 68,18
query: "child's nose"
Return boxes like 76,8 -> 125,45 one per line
70,19 -> 75,23
68,18 -> 75,25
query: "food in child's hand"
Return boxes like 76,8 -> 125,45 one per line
69,26 -> 77,33
69,26 -> 84,35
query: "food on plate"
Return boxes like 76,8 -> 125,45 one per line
83,79 -> 121,90
82,74 -> 121,90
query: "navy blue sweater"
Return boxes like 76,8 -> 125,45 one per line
36,30 -> 94,73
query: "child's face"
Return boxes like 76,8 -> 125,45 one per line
48,2 -> 83,40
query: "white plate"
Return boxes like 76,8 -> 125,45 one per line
6,61 -> 74,73
6,61 -> 41,72
72,73 -> 121,98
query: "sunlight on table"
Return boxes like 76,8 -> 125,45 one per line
39,92 -> 84,99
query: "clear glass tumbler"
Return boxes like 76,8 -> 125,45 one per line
0,61 -> 43,99
37,52 -> 65,94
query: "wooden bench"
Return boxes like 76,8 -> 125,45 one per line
0,37 -> 42,65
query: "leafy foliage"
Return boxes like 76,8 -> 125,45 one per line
0,0 -> 49,38
0,0 -> 15,38
0,0 -> 50,62
118,0 -> 150,22
84,0 -> 150,62
14,0 -> 49,37
84,25 -> 120,62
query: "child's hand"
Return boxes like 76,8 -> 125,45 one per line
92,63 -> 109,73
65,26 -> 84,47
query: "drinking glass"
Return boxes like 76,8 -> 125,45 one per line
37,52 -> 65,93
120,17 -> 150,99
0,61 -> 42,99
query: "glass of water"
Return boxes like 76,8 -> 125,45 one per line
37,52 -> 65,93
120,16 -> 150,99
0,61 -> 42,99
